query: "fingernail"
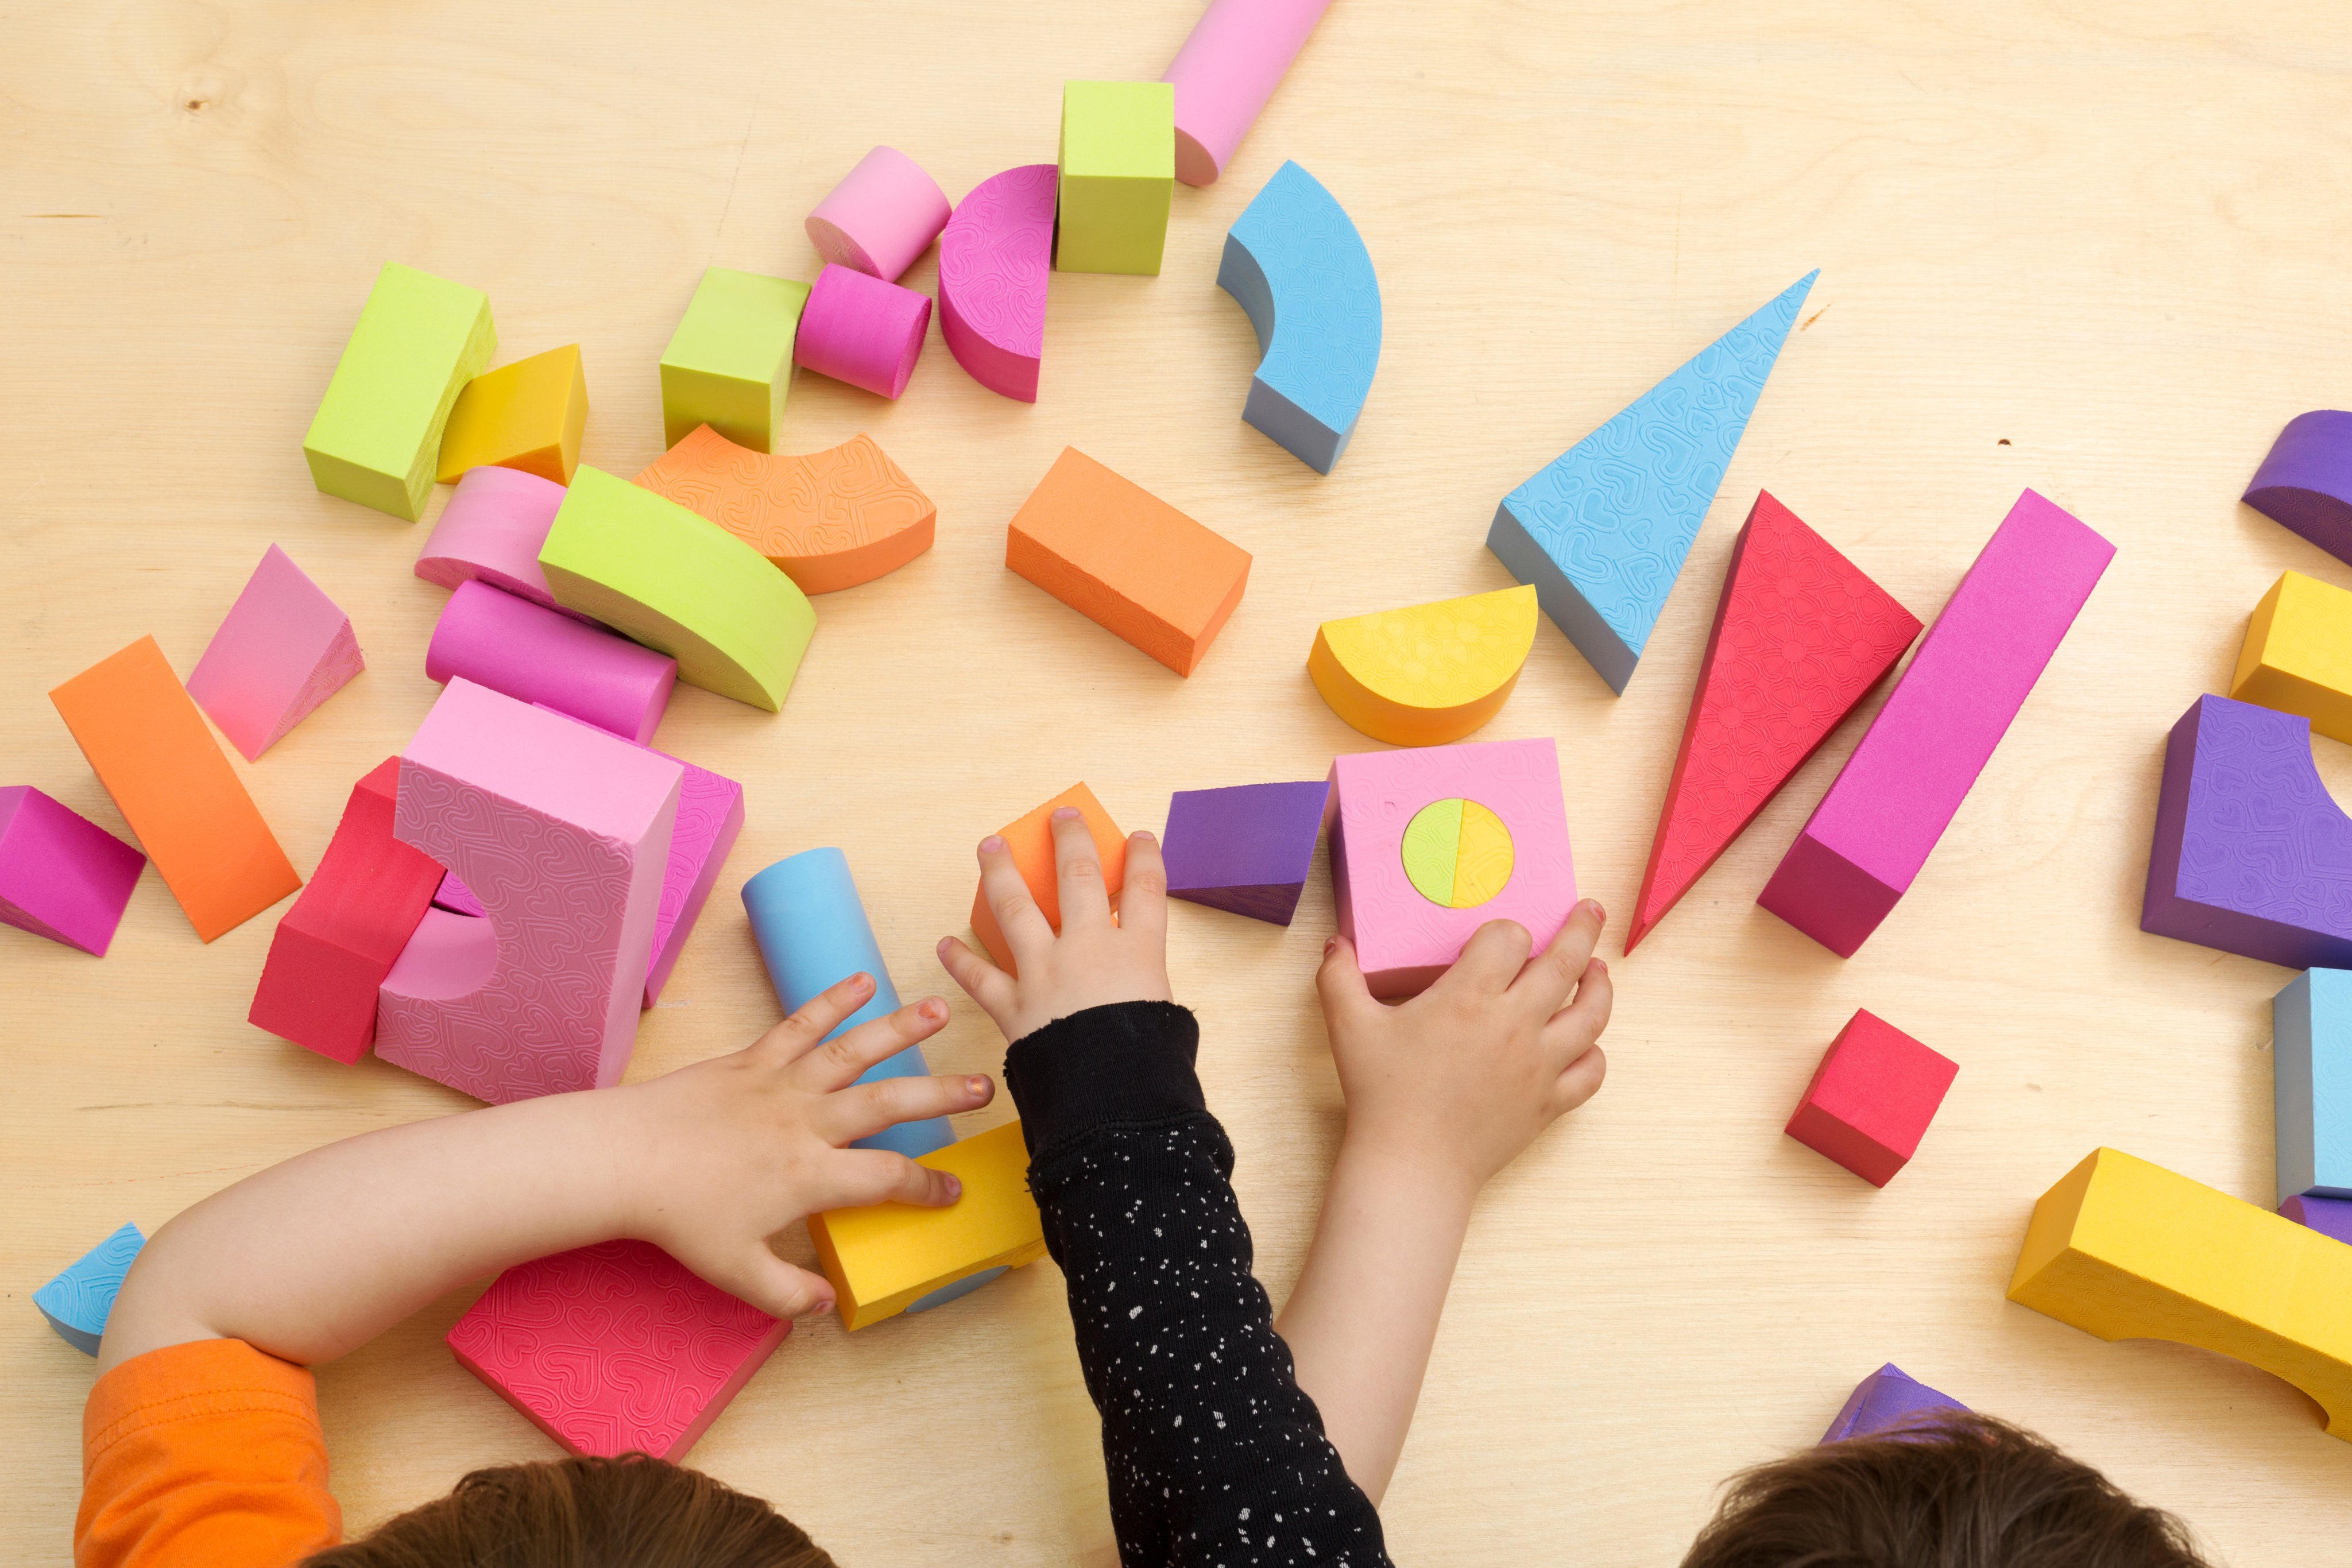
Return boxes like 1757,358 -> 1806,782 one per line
980,834 -> 1005,853
850,971 -> 873,994
1580,899 -> 1604,921
1324,935 -> 1338,955
966,1075 -> 989,1098
1594,959 -> 1608,974
1051,806 -> 1079,822
943,1174 -> 964,1199
919,997 -> 946,1022
815,1296 -> 837,1317
936,936 -> 952,956
1131,828 -> 1156,844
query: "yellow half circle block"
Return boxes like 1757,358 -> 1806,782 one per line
1452,802 -> 1514,908
1307,584 -> 1537,746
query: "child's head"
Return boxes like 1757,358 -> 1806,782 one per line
302,1453 -> 835,1568
1681,1413 -> 2212,1568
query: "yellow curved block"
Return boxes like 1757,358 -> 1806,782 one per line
436,344 -> 589,486
1307,585 -> 1536,746
2230,570 -> 2352,745
1452,801 -> 1514,908
2007,1147 -> 2352,1438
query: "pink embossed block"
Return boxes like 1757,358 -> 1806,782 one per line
447,1240 -> 789,1462
415,466 -> 597,624
185,544 -> 365,761
939,164 -> 1055,402
374,680 -> 682,1104
1328,738 -> 1577,998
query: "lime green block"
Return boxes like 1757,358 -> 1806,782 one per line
1401,797 -> 1463,906
1057,82 -> 1174,276
303,262 -> 496,521
659,268 -> 811,453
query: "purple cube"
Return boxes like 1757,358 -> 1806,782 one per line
1163,781 -> 1332,926
1820,1362 -> 1969,1444
0,788 -> 146,957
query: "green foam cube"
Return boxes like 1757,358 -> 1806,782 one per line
659,268 -> 811,453
303,262 -> 496,521
1057,82 -> 1175,276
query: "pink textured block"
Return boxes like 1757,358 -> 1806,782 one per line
794,264 -> 931,401
447,1239 -> 789,1462
939,164 -> 1055,402
0,787 -> 145,957
426,579 -> 676,746
415,466 -> 595,624
804,146 -> 951,283
434,869 -> 486,918
1757,491 -> 2114,956
184,545 -> 364,761
1162,0 -> 1336,185
374,680 -> 682,1104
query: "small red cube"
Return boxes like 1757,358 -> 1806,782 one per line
1784,1009 -> 1957,1187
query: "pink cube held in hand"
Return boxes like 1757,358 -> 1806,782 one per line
805,146 -> 951,282
794,265 -> 931,400
1784,1010 -> 1958,1187
185,544 -> 365,761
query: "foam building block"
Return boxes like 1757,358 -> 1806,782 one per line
659,268 -> 811,453
634,425 -> 935,595
447,1240 -> 787,1462
742,848 -> 952,1159
2243,411 -> 2352,567
2009,1147 -> 2352,1441
1820,1364 -> 1969,1444
1307,586 -> 1536,747
1488,273 -> 1816,694
793,264 -> 931,401
1006,447 -> 1251,677
1328,738 -> 1577,998
1784,1010 -> 1957,1188
1057,82 -> 1174,275
1218,160 -> 1381,474
184,545 -> 365,762
970,783 -> 1128,974
1164,781 -> 1331,926
427,579 -> 676,746
1162,0 -> 1334,186
50,637 -> 301,943
414,465 -> 589,621
2276,969 -> 2352,1203
436,344 -> 589,486
0,788 -> 145,957
938,164 -> 1055,402
249,758 -> 444,1063
807,1120 -> 1047,1330
1758,491 -> 2114,957
540,467 -> 817,712
435,870 -> 486,919
805,146 -> 951,283
2281,1194 -> 2352,1246
374,680 -> 680,1104
2140,695 -> 2352,971
303,262 -> 496,521
2231,571 -> 2352,745
34,1223 -> 144,1356
1627,493 -> 1921,953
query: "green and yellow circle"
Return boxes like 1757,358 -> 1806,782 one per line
1401,798 -> 1515,908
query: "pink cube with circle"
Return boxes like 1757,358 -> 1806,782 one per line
804,146 -> 951,284
794,265 -> 931,400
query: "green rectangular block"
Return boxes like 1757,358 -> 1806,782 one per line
1057,82 -> 1175,276
303,262 -> 496,522
660,268 -> 811,453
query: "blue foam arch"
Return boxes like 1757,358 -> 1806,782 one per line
1487,272 -> 1817,694
35,1222 -> 144,1356
1217,160 -> 1381,475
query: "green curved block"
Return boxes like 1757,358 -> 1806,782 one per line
303,262 -> 496,521
1400,797 -> 1462,905
540,467 -> 816,711
660,268 -> 811,453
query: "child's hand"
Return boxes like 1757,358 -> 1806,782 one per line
936,808 -> 1173,1041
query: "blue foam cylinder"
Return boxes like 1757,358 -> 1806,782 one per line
742,848 -> 953,1159
2276,968 -> 2352,1204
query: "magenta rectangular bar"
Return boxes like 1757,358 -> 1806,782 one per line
1757,491 -> 2114,955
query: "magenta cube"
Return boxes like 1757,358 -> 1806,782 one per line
0,788 -> 146,957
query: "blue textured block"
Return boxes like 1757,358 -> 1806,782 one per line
35,1222 -> 144,1356
2275,968 -> 2352,1203
742,849 -> 952,1160
1216,160 -> 1380,475
1487,272 -> 1817,694
1819,1361 -> 1968,1443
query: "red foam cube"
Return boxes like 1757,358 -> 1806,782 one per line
1784,1009 -> 1956,1187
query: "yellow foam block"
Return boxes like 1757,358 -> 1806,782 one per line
2230,570 -> 2352,746
2008,1147 -> 2352,1438
436,344 -> 589,485
807,1120 -> 1046,1330
1306,584 -> 1537,746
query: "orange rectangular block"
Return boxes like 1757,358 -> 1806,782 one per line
49,637 -> 301,942
969,783 -> 1127,972
1004,447 -> 1251,676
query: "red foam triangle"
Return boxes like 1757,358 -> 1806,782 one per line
1626,492 -> 1922,953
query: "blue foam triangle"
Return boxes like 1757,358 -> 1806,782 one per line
34,1221 -> 144,1356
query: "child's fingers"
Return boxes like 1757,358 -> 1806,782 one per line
822,1147 -> 967,1211
1116,830 -> 1167,948
1548,1042 -> 1608,1117
1448,918 -> 1535,990
691,1244 -> 837,1322
936,934 -> 1018,1021
1541,957 -> 1614,1072
788,997 -> 953,1094
1314,935 -> 1380,1028
750,972 -> 879,1065
978,834 -> 1055,963
1050,808 -> 1112,931
820,1070 -> 994,1146
1512,899 -> 1606,1016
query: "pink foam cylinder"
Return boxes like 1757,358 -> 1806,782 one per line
805,146 -> 952,283
794,264 -> 931,401
939,164 -> 1055,402
415,467 -> 595,624
426,579 -> 676,746
1162,0 -> 1336,186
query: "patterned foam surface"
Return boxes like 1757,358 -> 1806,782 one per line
1218,160 -> 1380,472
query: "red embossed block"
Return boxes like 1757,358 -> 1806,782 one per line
1785,1009 -> 1957,1187
447,1239 -> 789,1461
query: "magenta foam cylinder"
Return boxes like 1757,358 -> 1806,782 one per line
794,264 -> 932,400
415,467 -> 597,624
805,146 -> 952,283
424,579 -> 676,745
1162,0 -> 1335,186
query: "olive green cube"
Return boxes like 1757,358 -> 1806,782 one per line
303,262 -> 496,521
1057,82 -> 1175,276
659,268 -> 811,453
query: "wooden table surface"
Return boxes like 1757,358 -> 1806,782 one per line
8,1 -> 2352,1561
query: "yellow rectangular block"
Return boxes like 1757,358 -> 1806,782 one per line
303,262 -> 495,521
436,343 -> 589,485
2230,569 -> 2352,745
807,1120 -> 1045,1330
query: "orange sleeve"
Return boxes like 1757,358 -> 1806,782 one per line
76,1338 -> 341,1568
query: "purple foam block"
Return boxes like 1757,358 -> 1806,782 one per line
1757,491 -> 2114,956
2142,695 -> 2352,970
2243,411 -> 2352,567
1820,1362 -> 1970,1443
0,788 -> 147,957
1163,780 -> 1333,926
2281,1194 -> 2352,1246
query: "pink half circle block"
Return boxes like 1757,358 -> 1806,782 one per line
0,787 -> 145,957
185,544 -> 365,762
795,265 -> 931,400
2244,411 -> 2352,567
415,466 -> 597,624
1162,0 -> 1334,186
805,146 -> 951,284
939,164 -> 1055,402
426,579 -> 676,746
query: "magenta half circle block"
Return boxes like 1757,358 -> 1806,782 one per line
1164,780 -> 1333,926
2244,411 -> 2352,567
939,164 -> 1055,402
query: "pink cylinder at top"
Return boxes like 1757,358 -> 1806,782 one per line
1162,0 -> 1335,186
415,466 -> 596,623
425,579 -> 677,745
805,146 -> 952,283
794,264 -> 932,401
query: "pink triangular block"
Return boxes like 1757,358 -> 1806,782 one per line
185,545 -> 365,761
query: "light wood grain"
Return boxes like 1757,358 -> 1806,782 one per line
7,1 -> 2352,1562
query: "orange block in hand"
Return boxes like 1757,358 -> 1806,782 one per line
50,637 -> 301,942
969,783 -> 1127,973
1005,447 -> 1251,676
